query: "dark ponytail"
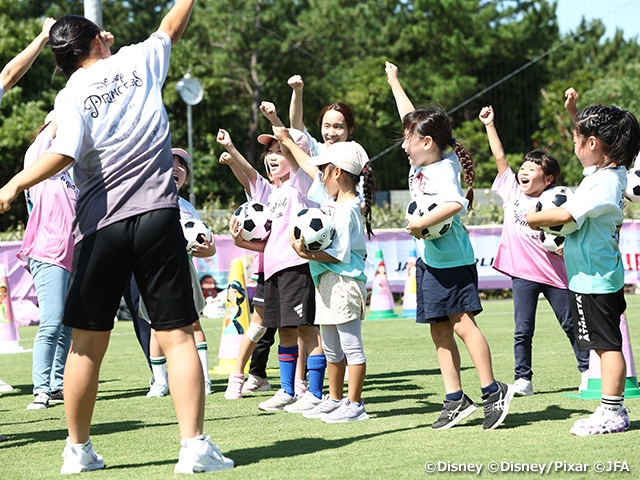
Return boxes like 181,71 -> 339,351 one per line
49,15 -> 102,77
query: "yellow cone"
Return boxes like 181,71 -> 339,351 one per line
212,258 -> 251,374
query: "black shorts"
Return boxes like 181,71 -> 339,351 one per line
416,258 -> 482,324
63,209 -> 198,331
570,288 -> 626,351
252,273 -> 265,308
263,263 -> 316,329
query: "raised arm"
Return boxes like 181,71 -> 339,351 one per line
216,129 -> 258,190
158,0 -> 195,45
479,106 -> 509,176
385,61 -> 415,120
272,126 -> 317,178
287,75 -> 305,131
259,101 -> 284,127
564,87 -> 579,123
0,18 -> 55,91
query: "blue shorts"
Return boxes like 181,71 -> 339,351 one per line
415,258 -> 482,323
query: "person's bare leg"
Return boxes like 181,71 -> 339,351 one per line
347,363 -> 366,403
430,321 -> 462,393
64,329 -> 111,444
156,325 -> 204,439
232,307 -> 264,375
327,359 -> 346,400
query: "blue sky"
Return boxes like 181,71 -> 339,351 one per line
556,0 -> 640,40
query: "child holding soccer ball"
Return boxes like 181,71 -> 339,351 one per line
479,105 -> 589,397
527,97 -> 640,436
273,127 -> 375,422
385,61 -> 514,430
144,148 -> 216,398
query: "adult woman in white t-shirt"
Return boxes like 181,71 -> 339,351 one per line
0,1 -> 233,474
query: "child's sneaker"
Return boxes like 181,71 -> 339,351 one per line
570,407 -> 630,436
204,381 -> 212,396
258,389 -> 296,411
578,370 -> 590,393
174,435 -> 234,474
322,399 -> 369,423
60,437 -> 105,474
482,381 -> 514,430
283,391 -> 323,413
147,382 -> 169,398
0,378 -> 13,393
27,392 -> 50,410
303,397 -> 344,419
50,390 -> 64,404
242,374 -> 271,394
224,374 -> 244,400
431,394 -> 478,430
513,378 -> 534,397
295,379 -> 308,398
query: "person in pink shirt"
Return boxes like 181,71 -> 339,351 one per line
18,113 -> 77,411
479,105 -> 589,397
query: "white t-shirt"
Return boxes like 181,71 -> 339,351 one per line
49,31 -> 177,243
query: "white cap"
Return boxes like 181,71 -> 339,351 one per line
308,141 -> 368,175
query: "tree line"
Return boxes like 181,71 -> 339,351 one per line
1,0 -> 639,231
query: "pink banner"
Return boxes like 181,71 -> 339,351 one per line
3,221 -> 640,325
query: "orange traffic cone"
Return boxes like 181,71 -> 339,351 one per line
576,313 -> 640,399
401,248 -> 417,318
212,258 -> 251,374
0,264 -> 25,354
366,249 -> 398,320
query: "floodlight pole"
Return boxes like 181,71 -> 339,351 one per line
186,103 -> 195,205
84,0 -> 103,27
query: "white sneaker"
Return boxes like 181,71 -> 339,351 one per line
60,437 -> 105,474
513,378 -> 534,397
204,381 -> 212,396
174,435 -> 234,474
578,370 -> 590,393
242,374 -> 271,394
283,391 -> 323,413
0,378 -> 13,393
258,389 -> 296,411
570,407 -> 630,436
27,392 -> 50,410
146,382 -> 169,398
303,397 -> 344,419
322,400 -> 370,423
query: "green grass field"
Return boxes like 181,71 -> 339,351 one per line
2,296 -> 640,479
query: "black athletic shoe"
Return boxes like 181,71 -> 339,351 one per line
482,381 -> 514,430
431,394 -> 478,429
49,390 -> 64,404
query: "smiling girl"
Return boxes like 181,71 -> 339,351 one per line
527,99 -> 640,436
479,105 -> 589,397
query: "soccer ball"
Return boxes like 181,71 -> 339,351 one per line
234,201 -> 272,242
405,195 -> 452,240
293,208 -> 334,251
180,218 -> 212,253
534,186 -> 578,236
625,169 -> 640,203
539,230 -> 565,254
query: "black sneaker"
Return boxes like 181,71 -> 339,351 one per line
50,390 -> 64,404
431,394 -> 478,429
482,381 -> 514,430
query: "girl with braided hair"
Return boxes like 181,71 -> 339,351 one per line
274,127 -> 374,422
385,61 -> 514,431
527,92 -> 640,436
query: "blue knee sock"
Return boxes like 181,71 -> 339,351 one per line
306,354 -> 327,399
278,345 -> 298,397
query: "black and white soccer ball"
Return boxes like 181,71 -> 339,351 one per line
534,186 -> 578,236
625,169 -> 640,203
180,218 -> 212,253
293,207 -> 334,251
539,230 -> 565,254
405,195 -> 452,240
234,201 -> 272,242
